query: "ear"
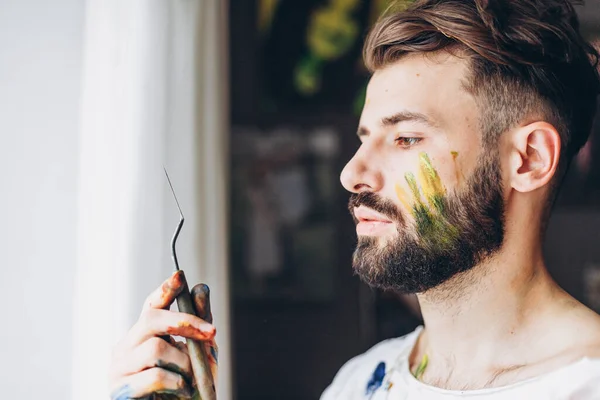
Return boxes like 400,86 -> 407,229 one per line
508,122 -> 561,193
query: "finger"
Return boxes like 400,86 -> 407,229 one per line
127,309 -> 215,348
164,335 -> 178,347
142,271 -> 186,313
191,283 -> 212,324
203,340 -> 218,386
174,340 -> 189,355
110,337 -> 192,384
110,367 -> 193,399
190,284 -> 217,382
173,339 -> 217,388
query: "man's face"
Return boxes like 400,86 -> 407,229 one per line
341,53 -> 506,294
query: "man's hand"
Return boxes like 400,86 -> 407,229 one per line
109,271 -> 218,399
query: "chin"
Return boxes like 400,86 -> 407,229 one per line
358,231 -> 401,249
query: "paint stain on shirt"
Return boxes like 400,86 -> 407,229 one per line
365,362 -> 386,395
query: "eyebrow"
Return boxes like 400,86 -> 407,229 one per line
357,111 -> 438,137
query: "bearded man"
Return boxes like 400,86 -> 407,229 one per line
109,1 -> 600,399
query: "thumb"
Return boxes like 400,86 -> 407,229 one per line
191,283 -> 218,386
191,283 -> 213,324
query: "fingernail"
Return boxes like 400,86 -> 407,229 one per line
192,283 -> 210,298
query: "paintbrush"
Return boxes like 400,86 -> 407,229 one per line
164,167 -> 217,400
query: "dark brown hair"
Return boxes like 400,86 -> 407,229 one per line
364,0 -> 600,193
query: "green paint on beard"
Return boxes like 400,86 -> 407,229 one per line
396,152 -> 459,250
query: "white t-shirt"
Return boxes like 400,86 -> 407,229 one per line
321,326 -> 600,400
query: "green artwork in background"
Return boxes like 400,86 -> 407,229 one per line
258,0 -> 281,35
294,0 -> 361,95
256,0 -> 417,114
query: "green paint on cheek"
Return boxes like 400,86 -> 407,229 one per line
398,152 -> 459,249
405,172 -> 422,202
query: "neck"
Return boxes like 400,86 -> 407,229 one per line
415,230 -> 564,371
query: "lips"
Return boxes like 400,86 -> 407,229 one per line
353,206 -> 393,224
353,206 -> 396,236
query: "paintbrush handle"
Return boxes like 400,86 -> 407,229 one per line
175,271 -> 217,400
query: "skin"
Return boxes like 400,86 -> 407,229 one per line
395,151 -> 458,250
109,271 -> 218,399
340,52 -> 600,390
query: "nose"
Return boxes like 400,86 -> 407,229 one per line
340,144 -> 384,194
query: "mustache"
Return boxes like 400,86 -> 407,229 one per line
348,192 -> 404,224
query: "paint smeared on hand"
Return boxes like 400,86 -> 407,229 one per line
203,341 -> 219,387
190,284 -> 218,385
191,284 -> 212,323
147,270 -> 186,309
156,359 -> 192,383
161,270 -> 185,303
146,378 -> 194,399
166,321 -> 216,341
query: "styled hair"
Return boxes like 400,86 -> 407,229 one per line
364,0 -> 600,192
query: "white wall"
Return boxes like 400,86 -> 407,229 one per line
0,0 -> 84,398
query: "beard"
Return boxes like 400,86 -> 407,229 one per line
348,154 -> 505,294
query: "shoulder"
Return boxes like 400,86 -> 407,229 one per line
562,308 -> 600,359
320,327 -> 421,400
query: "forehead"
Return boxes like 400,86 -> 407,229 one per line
362,53 -> 477,131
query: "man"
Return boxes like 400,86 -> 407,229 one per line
109,0 -> 600,398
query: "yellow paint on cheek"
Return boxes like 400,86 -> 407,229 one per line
418,166 -> 435,201
395,183 -> 413,211
451,150 -> 463,184
405,172 -> 423,205
395,152 -> 459,249
395,153 -> 449,216
419,152 -> 445,196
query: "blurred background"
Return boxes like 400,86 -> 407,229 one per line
0,1 -> 599,399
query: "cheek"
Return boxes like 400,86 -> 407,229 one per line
392,152 -> 453,212
433,152 -> 462,191
383,153 -> 421,207
426,147 -> 478,195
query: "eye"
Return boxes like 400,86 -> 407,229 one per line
395,137 -> 422,148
